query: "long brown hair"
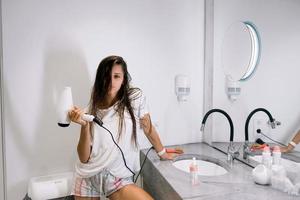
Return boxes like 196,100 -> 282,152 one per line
89,55 -> 139,147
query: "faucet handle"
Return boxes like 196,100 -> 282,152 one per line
268,119 -> 281,129
243,142 -> 251,159
227,143 -> 240,159
232,150 -> 240,158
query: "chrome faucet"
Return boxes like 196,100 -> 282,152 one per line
243,108 -> 281,160
201,109 -> 239,164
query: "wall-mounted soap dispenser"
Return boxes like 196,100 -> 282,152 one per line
175,75 -> 190,102
226,75 -> 241,101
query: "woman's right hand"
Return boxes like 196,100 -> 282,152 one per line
68,106 -> 88,126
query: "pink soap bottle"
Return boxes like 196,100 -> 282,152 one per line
189,157 -> 199,185
262,146 -> 272,169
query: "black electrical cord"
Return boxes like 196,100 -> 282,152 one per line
134,146 -> 154,183
100,125 -> 136,180
256,129 -> 287,147
93,116 -> 155,183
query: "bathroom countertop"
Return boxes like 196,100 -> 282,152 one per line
140,142 -> 299,200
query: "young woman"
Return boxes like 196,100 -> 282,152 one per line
69,55 -> 173,200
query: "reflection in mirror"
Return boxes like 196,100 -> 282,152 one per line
222,21 -> 261,82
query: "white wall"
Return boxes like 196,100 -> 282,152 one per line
1,0 -> 205,199
212,0 -> 300,149
0,0 -> 5,198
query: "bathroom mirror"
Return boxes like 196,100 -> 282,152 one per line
222,21 -> 261,81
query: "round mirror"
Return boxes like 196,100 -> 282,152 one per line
222,21 -> 261,82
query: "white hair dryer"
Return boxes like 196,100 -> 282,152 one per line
57,86 -> 102,127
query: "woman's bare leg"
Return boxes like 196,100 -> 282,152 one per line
108,184 -> 153,200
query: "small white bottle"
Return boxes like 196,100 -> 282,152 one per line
189,157 -> 199,185
272,146 -> 281,165
262,146 -> 272,169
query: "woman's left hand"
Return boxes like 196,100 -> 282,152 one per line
159,152 -> 176,160
280,145 -> 293,153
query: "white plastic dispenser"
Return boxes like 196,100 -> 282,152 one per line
175,75 -> 190,102
226,75 -> 241,101
272,145 -> 281,166
262,146 -> 272,169
189,157 -> 199,185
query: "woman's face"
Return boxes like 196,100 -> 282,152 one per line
108,64 -> 124,98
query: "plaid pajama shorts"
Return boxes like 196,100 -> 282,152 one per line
71,169 -> 133,198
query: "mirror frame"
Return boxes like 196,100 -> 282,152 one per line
239,21 -> 261,81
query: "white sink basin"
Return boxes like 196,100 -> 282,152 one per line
249,155 -> 300,169
172,158 -> 228,176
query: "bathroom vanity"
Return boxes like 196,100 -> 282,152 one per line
140,142 -> 300,200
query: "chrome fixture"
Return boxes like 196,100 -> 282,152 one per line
201,109 -> 239,164
243,108 -> 280,160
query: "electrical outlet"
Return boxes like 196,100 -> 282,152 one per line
252,118 -> 270,139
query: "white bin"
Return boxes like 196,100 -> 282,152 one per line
28,172 -> 73,200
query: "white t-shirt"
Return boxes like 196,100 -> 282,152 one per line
75,91 -> 149,178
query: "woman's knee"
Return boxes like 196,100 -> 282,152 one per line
108,184 -> 153,200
